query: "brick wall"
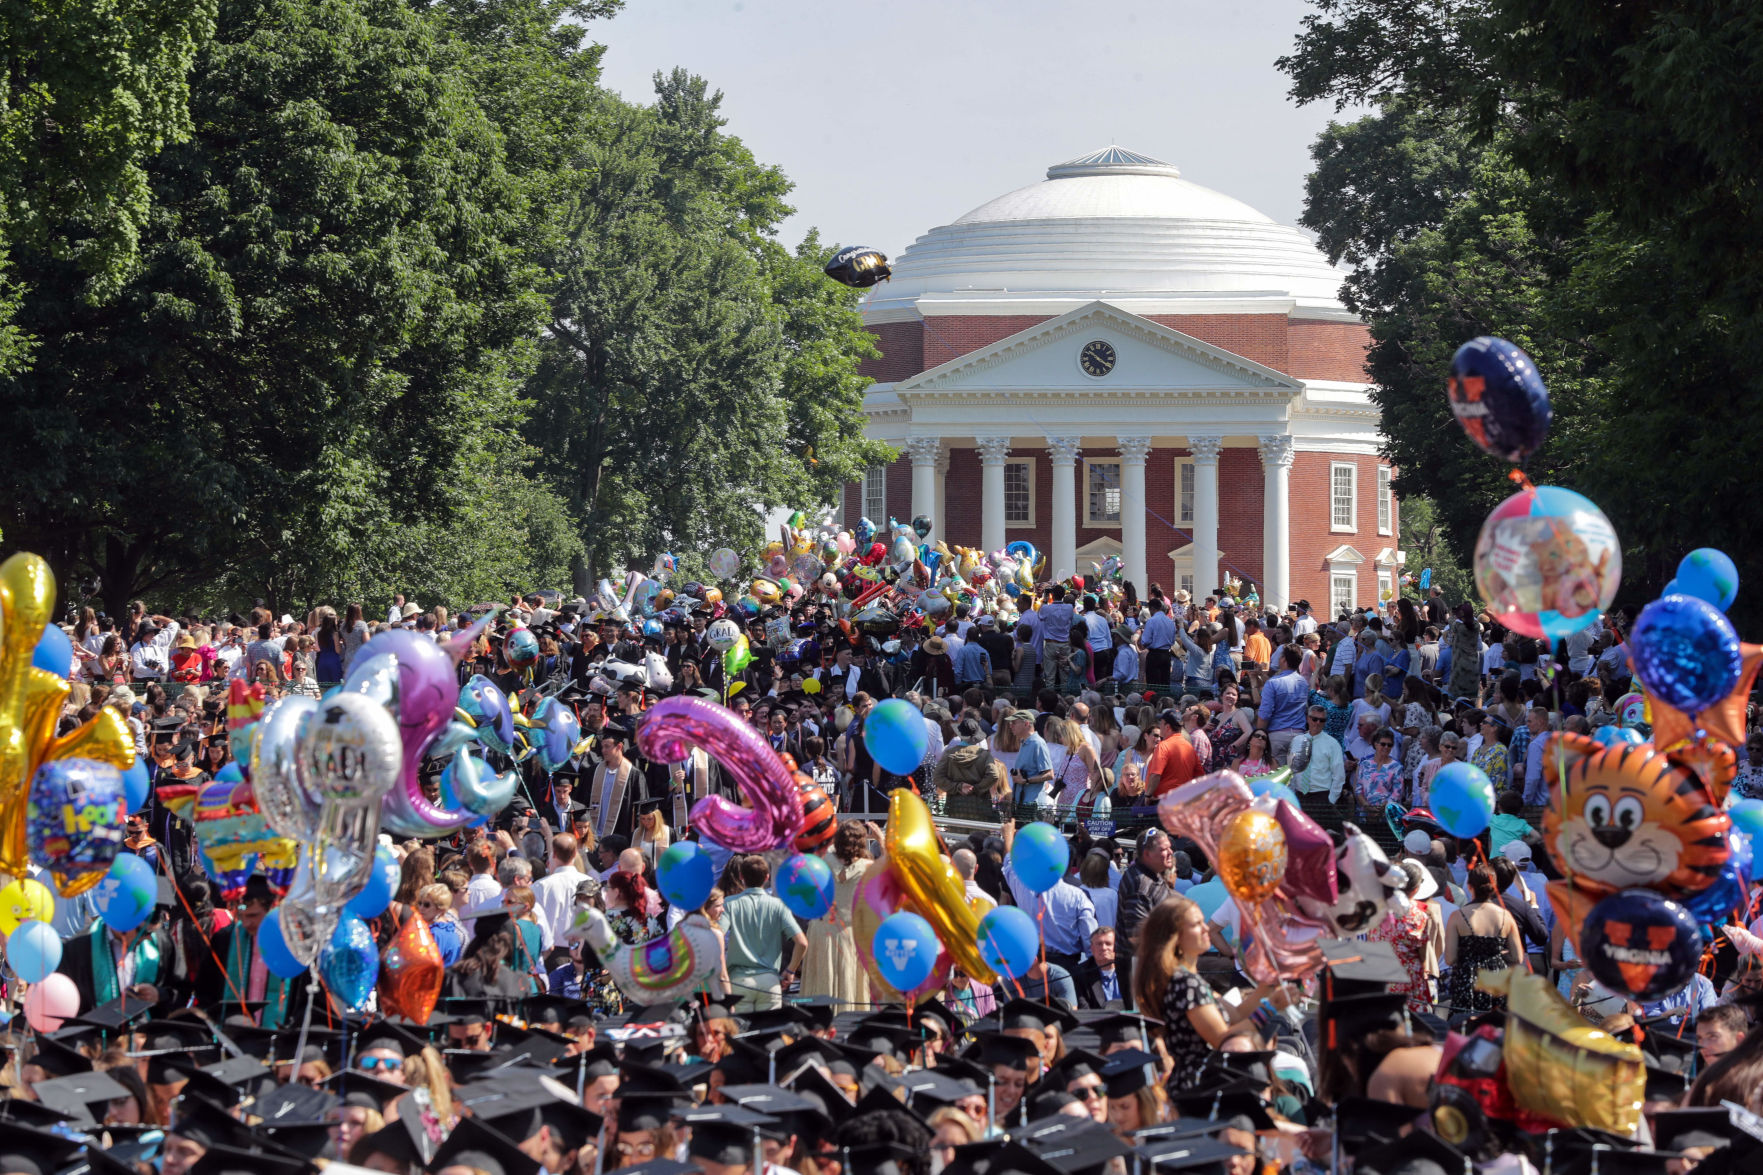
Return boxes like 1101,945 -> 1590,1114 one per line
1287,321 -> 1372,383
1145,314 -> 1290,373
859,321 -> 925,383
1288,451 -> 1397,615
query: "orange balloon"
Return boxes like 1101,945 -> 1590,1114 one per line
1218,809 -> 1287,903
379,913 -> 444,1025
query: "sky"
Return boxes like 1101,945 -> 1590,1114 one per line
589,0 -> 1360,260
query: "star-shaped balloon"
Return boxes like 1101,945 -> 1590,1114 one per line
1646,642 -> 1763,753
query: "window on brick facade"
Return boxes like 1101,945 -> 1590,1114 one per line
1176,459 -> 1195,524
863,465 -> 886,522
1377,568 -> 1393,604
1331,573 -> 1356,618
1086,460 -> 1121,525
1331,462 -> 1357,531
1377,465 -> 1392,535
1004,459 -> 1035,526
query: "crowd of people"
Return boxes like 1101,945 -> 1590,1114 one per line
10,575 -> 1763,1175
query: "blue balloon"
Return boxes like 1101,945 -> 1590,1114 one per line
1429,762 -> 1496,837
657,842 -> 716,911
1447,336 -> 1553,462
346,845 -> 398,919
7,919 -> 61,983
1676,548 -> 1740,612
1731,830 -> 1755,876
1579,888 -> 1701,1001
1591,725 -> 1645,748
863,699 -> 929,776
256,908 -> 309,980
1731,799 -> 1763,839
95,853 -> 158,932
776,852 -> 835,921
31,626 -> 72,678
1681,854 -> 1748,940
320,915 -> 379,1012
1630,594 -> 1741,714
1009,823 -> 1070,894
122,757 -> 151,814
872,912 -> 939,992
1419,568 -> 1433,591
978,905 -> 1039,979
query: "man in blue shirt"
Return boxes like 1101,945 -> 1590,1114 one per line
1036,585 -> 1077,690
1141,600 -> 1176,689
1111,627 -> 1140,687
1353,631 -> 1386,699
953,638 -> 992,688
1008,711 -> 1055,812
1256,645 -> 1310,763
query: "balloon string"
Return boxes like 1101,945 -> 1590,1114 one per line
155,851 -> 253,1015
1464,839 -> 1534,975
1508,468 -> 1536,492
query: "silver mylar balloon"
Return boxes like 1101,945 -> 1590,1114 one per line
251,696 -> 322,842
280,693 -> 402,966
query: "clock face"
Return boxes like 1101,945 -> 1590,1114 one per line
1080,339 -> 1117,377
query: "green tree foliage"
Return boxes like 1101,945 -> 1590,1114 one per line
1283,1 -> 1763,627
1396,494 -> 1471,607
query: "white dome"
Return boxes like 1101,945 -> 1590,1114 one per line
867,146 -> 1351,318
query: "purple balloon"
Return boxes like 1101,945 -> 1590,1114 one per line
637,696 -> 803,852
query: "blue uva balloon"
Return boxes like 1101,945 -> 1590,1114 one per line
872,912 -> 939,992
1447,336 -> 1553,462
1630,594 -> 1741,714
1578,888 -> 1701,1001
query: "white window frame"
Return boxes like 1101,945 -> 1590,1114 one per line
1084,458 -> 1123,528
1003,457 -> 1037,528
1377,568 -> 1393,604
1331,461 -> 1358,532
1325,545 -> 1365,621
863,465 -> 887,522
1174,458 -> 1195,525
1377,465 -> 1392,535
1166,545 -> 1195,603
1331,573 -> 1357,618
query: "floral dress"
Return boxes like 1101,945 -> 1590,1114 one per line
1370,901 -> 1434,1013
1310,689 -> 1354,745
1356,757 -> 1406,809
1206,714 -> 1246,773
1160,970 -> 1219,1092
1472,743 -> 1509,789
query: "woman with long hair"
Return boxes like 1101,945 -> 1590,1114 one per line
634,801 -> 671,867
800,821 -> 873,1005
1231,729 -> 1274,778
315,608 -> 344,684
91,634 -> 129,686
1444,861 -> 1524,1014
1205,682 -> 1255,772
1046,716 -> 1098,811
604,869 -> 656,946
341,603 -> 369,675
445,923 -> 529,998
497,883 -> 546,991
1133,897 -> 1284,1092
1088,701 -> 1123,765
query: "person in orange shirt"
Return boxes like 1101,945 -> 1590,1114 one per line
1241,617 -> 1273,672
1145,710 -> 1202,796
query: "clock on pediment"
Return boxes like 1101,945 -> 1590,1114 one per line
1079,339 -> 1116,377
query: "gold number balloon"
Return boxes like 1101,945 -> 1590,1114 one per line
1217,808 -> 1288,903
883,790 -> 996,985
0,555 -> 133,876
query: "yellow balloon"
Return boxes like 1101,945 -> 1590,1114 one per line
1217,808 -> 1288,903
0,877 -> 55,936
884,790 -> 997,985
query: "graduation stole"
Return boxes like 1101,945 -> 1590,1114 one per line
222,923 -> 289,1028
591,760 -> 633,838
90,922 -> 160,1008
672,748 -> 710,831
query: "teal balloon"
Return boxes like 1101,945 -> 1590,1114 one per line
1731,799 -> 1763,839
319,915 -> 378,1012
657,842 -> 715,911
1592,725 -> 1644,748
122,757 -> 151,814
7,919 -> 61,983
1430,762 -> 1496,837
1675,548 -> 1740,612
95,853 -> 157,933
346,846 -> 398,919
978,905 -> 1039,979
776,853 -> 834,921
256,908 -> 309,980
1009,822 -> 1070,893
31,626 -> 72,678
872,911 -> 939,991
863,698 -> 929,776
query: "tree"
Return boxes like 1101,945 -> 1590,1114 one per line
1396,494 -> 1472,608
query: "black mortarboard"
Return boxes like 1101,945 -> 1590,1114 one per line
1048,1047 -> 1109,1086
60,1140 -> 153,1175
68,995 -> 156,1034
940,1140 -> 1061,1175
598,1161 -> 696,1175
1016,1116 -> 1138,1172
187,1145 -> 315,1175
840,1019 -> 921,1064
0,1098 -> 76,1129
518,994 -> 593,1032
469,1083 -> 603,1152
26,1035 -> 92,1078
1319,939 -> 1408,1001
715,1085 -> 831,1136
683,1118 -> 765,1168
1131,1130 -> 1251,1174
435,997 -> 492,1027
1026,1088 -> 1081,1120
319,1067 -> 408,1109
358,1097 -> 436,1167
784,1063 -> 854,1119
1208,1049 -> 1277,1087
357,1018 -> 429,1058
934,1053 -> 993,1087
481,1025 -> 572,1069
739,1004 -> 812,1036
0,1121 -> 85,1175
255,1082 -> 339,1125
712,1037 -> 770,1085
1651,1106 -> 1760,1153
969,1031 -> 1041,1071
841,1140 -> 925,1175
1333,1095 -> 1424,1145
994,998 -> 1079,1036
166,1098 -> 259,1150
1166,1081 -> 1275,1132
1100,1049 -> 1157,1099
552,1042 -> 620,1084
785,994 -> 840,1031
1319,991 -> 1414,1044
426,1114 -> 543,1175
1071,1010 -> 1153,1051
774,1036 -> 857,1080
260,1120 -> 336,1161
899,1068 -> 982,1108
32,1069 -> 132,1123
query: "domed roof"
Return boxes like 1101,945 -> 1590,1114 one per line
867,146 -> 1351,319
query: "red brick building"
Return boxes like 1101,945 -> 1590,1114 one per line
843,146 -> 1400,617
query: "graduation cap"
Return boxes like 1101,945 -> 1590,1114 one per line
68,995 -> 156,1035
715,1085 -> 831,1136
356,1018 -> 431,1059
259,1119 -> 336,1162
1333,1095 -> 1424,1146
434,997 -> 493,1027
1165,1082 -> 1275,1133
934,1053 -> 994,1088
657,1060 -> 714,1089
968,1031 -> 1041,1072
598,1161 -> 696,1175
485,1024 -> 573,1069
166,1098 -> 261,1150
1318,991 -> 1415,1045
187,1146 -> 315,1175
1099,1049 -> 1158,1100
993,998 -> 1080,1037
774,1036 -> 857,1080
0,1098 -> 77,1129
682,1109 -> 773,1169
842,1140 -> 927,1175
1047,1048 -> 1109,1087
711,1037 -> 770,1085
940,1140 -> 1062,1175
426,1114 -> 543,1175
1651,1106 -> 1763,1153
1207,1049 -> 1277,1087
187,1055 -> 276,1107
26,1070 -> 131,1124
60,1140 -> 157,1175
1073,1011 -> 1153,1053
551,1043 -> 620,1086
1016,1117 -> 1138,1173
784,1062 -> 854,1119
840,1019 -> 922,1064
899,1067 -> 982,1109
739,1004 -> 812,1037
0,1121 -> 86,1175
1026,1088 -> 1082,1121
464,1081 -> 603,1153
356,1097 -> 438,1168
784,994 -> 840,1032
518,994 -> 594,1033
255,1082 -> 339,1125
1130,1130 -> 1252,1174
27,1034 -> 93,1078
1318,939 -> 1408,1002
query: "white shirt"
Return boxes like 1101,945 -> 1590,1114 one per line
387,605 -> 403,625
531,865 -> 589,945
1294,614 -> 1318,636
129,642 -> 164,680
462,872 -> 503,936
1481,645 -> 1505,674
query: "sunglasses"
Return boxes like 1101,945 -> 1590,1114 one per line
358,1056 -> 400,1071
1375,741 -> 1394,748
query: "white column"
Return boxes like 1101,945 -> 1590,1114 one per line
977,436 -> 1012,555
906,436 -> 941,537
1116,437 -> 1152,594
1188,436 -> 1224,597
1046,436 -> 1081,580
1258,434 -> 1296,612
933,450 -> 950,545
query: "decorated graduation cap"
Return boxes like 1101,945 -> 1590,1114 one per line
426,1114 -> 544,1175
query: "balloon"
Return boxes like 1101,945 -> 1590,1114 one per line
532,697 -> 584,774
824,245 -> 891,288
708,548 -> 740,579
0,554 -> 135,878
1300,824 -> 1410,937
1473,485 -> 1620,641
911,514 -> 933,539
23,973 -> 79,1033
1429,762 -> 1497,837
0,878 -> 53,937
1237,890 -> 1329,985
863,699 -> 929,776
1009,822 -> 1070,894
1729,829 -> 1754,876
885,790 -> 996,984
851,853 -> 954,1005
31,625 -> 71,678
439,749 -> 519,818
1271,798 -> 1338,906
458,675 -> 515,756
1446,336 -> 1553,462
251,695 -> 323,841
1579,889 -> 1701,1000
1216,809 -> 1288,903
1629,594 -> 1741,715
380,910 -> 444,1024
320,915 -> 379,1013
254,907 -> 308,980
504,627 -> 540,669
1675,548 -> 1739,612
872,912 -> 939,992
122,757 -> 150,814
152,776 -> 296,904
346,845 -> 399,919
568,905 -> 723,1005
6,918 -> 60,983
776,852 -> 835,921
722,633 -> 753,678
639,697 -> 804,853
1732,799 -> 1763,839
94,853 -> 155,933
226,679 -> 268,764
1592,725 -> 1645,748
707,618 -> 740,652
26,758 -> 125,897
1158,771 -> 1255,877
794,786 -> 837,854
656,842 -> 716,911
977,905 -> 1039,979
